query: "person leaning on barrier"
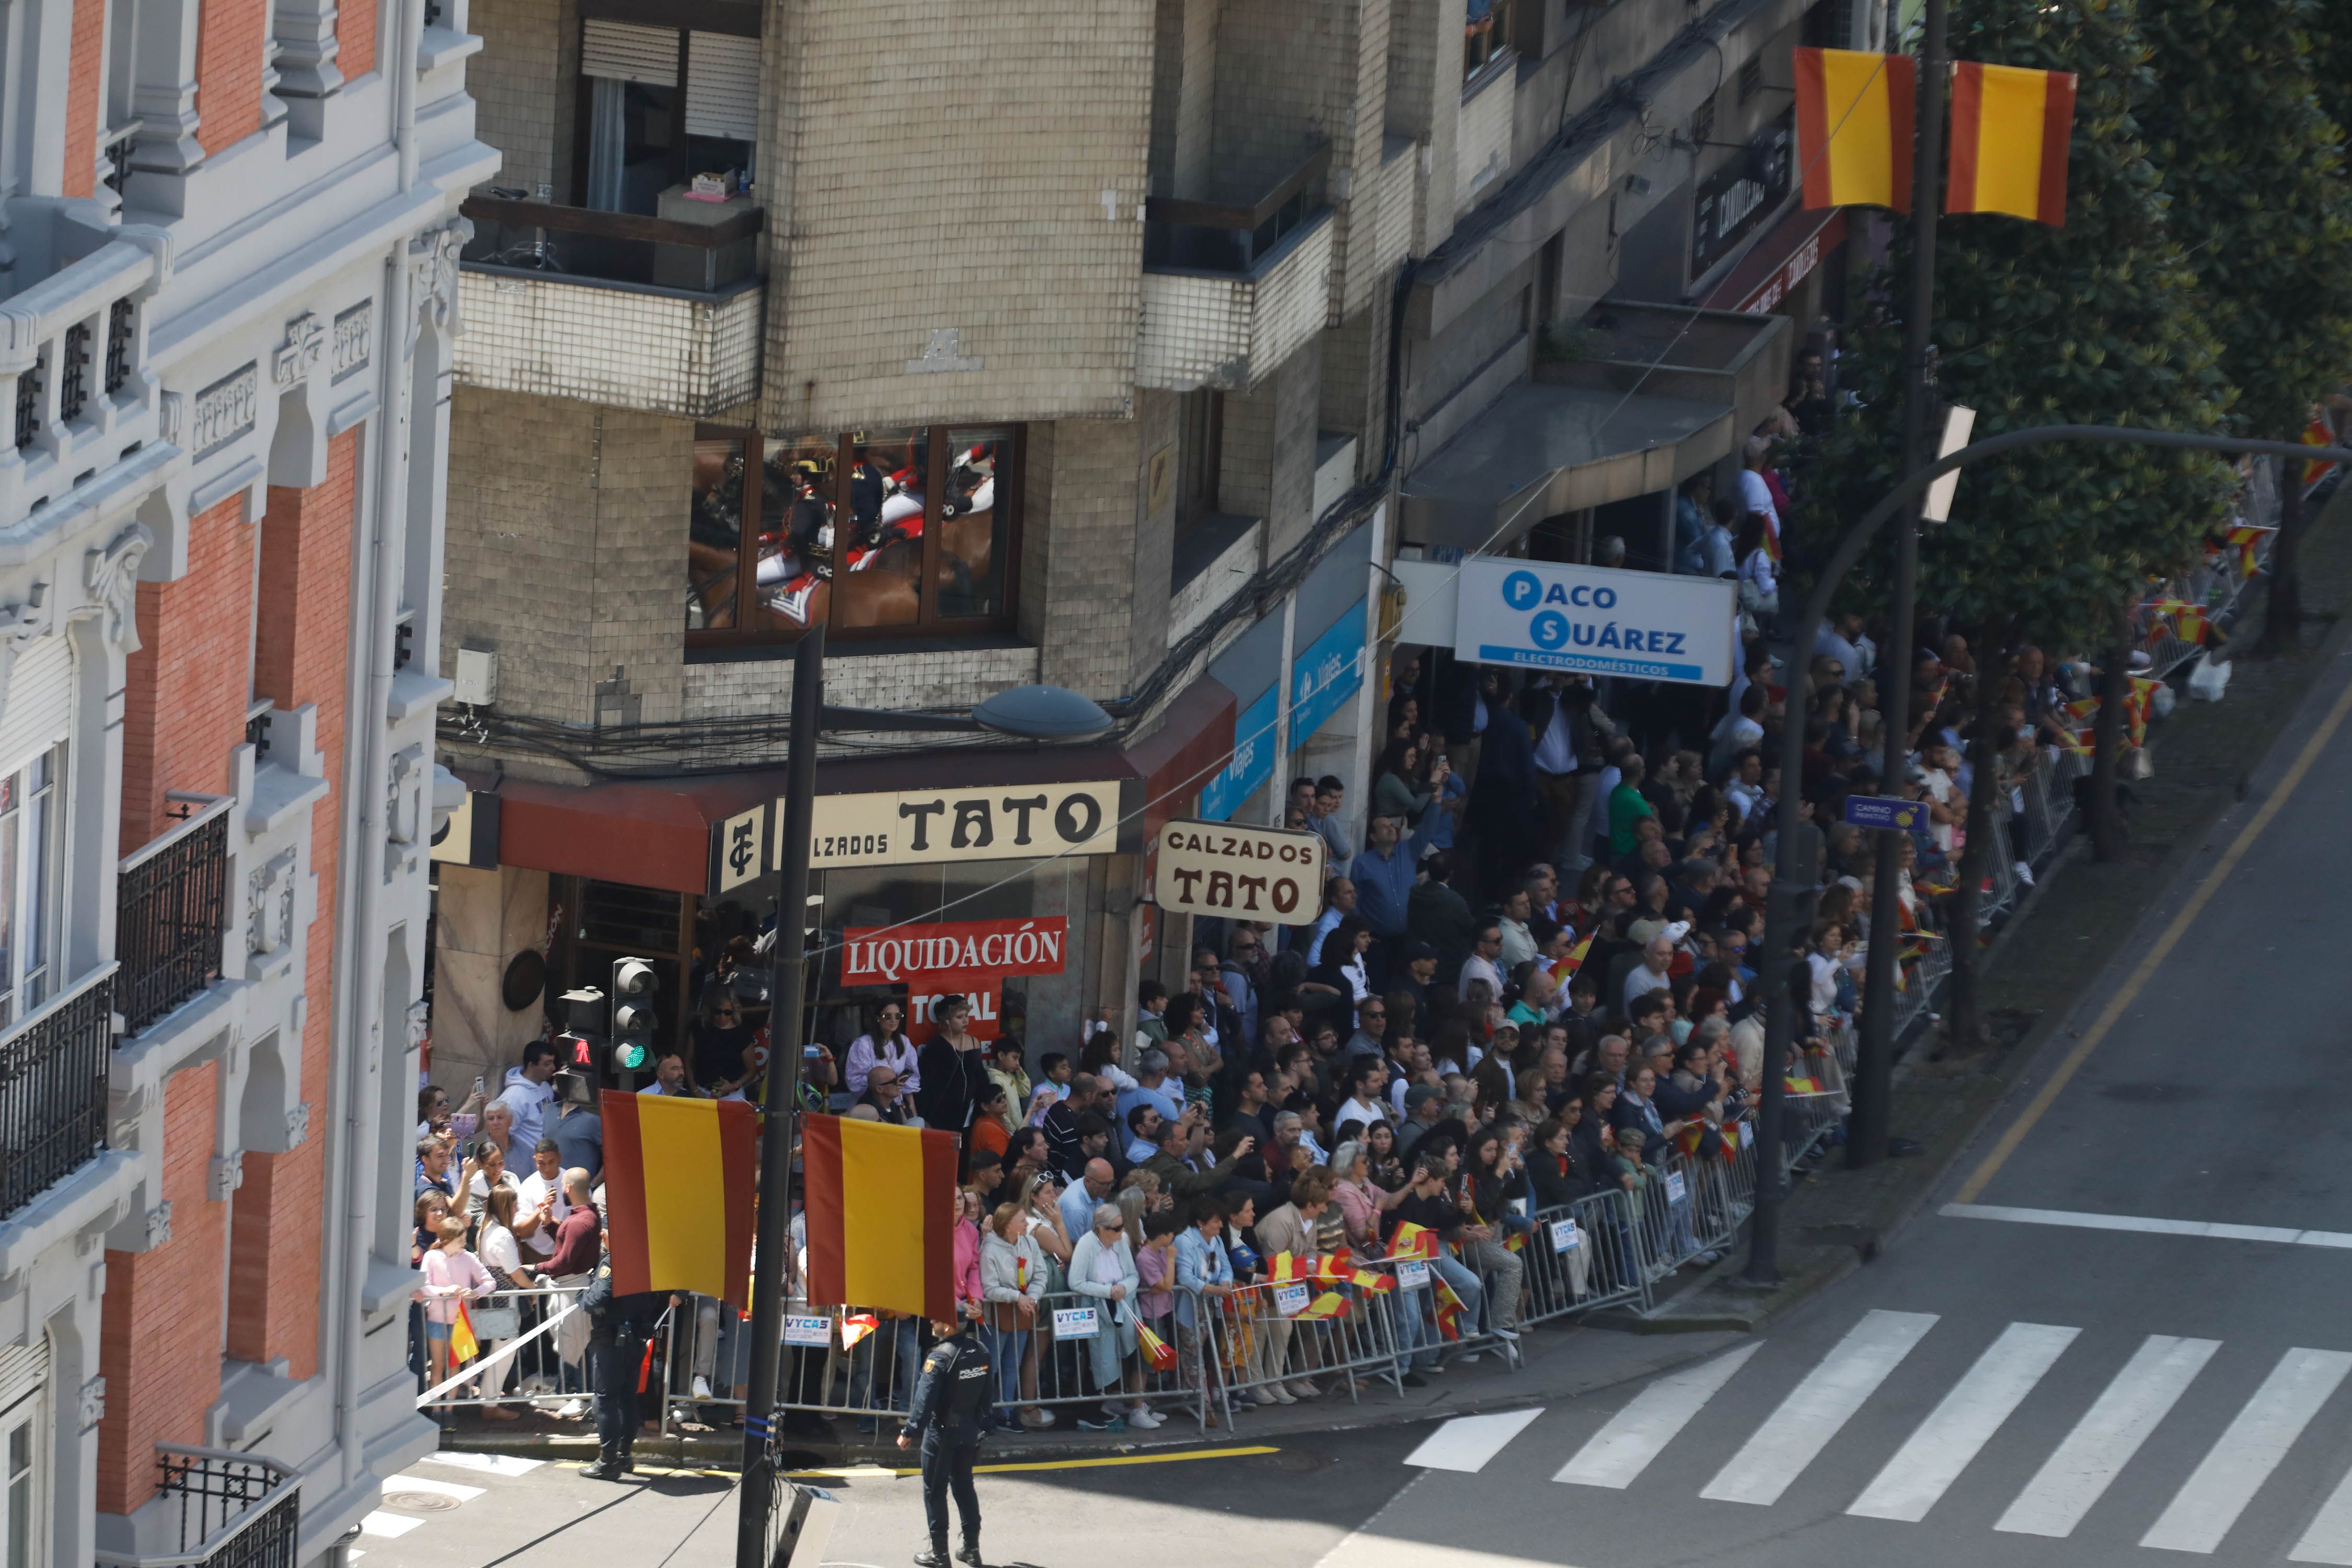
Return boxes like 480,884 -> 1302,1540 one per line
899,1310 -> 991,1568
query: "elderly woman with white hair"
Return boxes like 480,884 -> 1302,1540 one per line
1327,1140 -> 1409,1250
1065,1202 -> 1158,1429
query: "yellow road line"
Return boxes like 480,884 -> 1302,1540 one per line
789,1444 -> 1279,1480
1953,662 -> 2352,1204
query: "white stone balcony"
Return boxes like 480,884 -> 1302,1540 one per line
1138,147 -> 1336,393
0,199 -> 175,543
452,194 -> 764,418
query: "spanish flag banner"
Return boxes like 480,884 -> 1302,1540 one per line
1794,48 -> 1917,213
802,1113 -> 959,1322
602,1090 -> 758,1304
448,1301 -> 479,1365
1945,61 -> 2076,225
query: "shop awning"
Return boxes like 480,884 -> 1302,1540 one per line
464,676 -> 1236,895
1398,382 -> 1735,552
1696,207 -> 1847,316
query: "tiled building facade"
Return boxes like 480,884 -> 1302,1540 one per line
0,0 -> 487,1557
431,0 -> 1866,1082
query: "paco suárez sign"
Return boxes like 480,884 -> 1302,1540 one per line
1457,557 -> 1735,687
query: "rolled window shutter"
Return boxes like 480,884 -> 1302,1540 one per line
684,32 -> 760,142
0,639 -> 70,784
582,19 -> 679,86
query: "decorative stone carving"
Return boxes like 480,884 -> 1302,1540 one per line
144,1201 -> 171,1248
271,313 -> 327,387
157,390 -> 183,446
77,1375 -> 104,1431
84,524 -> 151,652
207,1153 -> 244,1202
246,848 -> 297,957
284,1102 -> 310,1149
407,219 -> 472,353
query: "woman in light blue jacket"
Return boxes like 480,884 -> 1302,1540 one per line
1172,1201 -> 1238,1424
1066,1204 -> 1160,1429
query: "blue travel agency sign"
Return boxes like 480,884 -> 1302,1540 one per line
1198,685 -> 1276,822
1291,597 -> 1366,743
1456,558 -> 1735,686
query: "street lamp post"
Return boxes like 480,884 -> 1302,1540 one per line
1743,423 -> 2352,1284
735,630 -> 1113,1568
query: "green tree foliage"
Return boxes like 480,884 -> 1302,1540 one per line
2139,0 -> 2352,645
1793,0 -> 2238,1047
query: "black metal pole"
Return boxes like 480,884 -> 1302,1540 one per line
1744,424 -> 2352,1284
1851,0 -> 1946,1170
739,621 -> 826,1568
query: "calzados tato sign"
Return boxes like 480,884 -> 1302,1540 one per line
711,779 -> 1135,891
1152,820 -> 1325,918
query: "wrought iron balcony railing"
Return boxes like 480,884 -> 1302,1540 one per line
117,795 -> 229,1037
0,964 -> 114,1222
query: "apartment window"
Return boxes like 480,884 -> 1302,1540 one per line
1463,0 -> 1514,82
0,750 -> 59,1029
0,1393 -> 36,1568
685,426 -> 1023,649
579,19 -> 757,211
1738,56 -> 1765,103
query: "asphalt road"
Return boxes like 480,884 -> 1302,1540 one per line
361,638 -> 2352,1568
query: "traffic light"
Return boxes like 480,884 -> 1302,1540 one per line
555,987 -> 607,1093
610,958 -> 658,1078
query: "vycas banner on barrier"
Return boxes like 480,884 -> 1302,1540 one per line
1154,820 -> 1327,919
1457,558 -> 1735,687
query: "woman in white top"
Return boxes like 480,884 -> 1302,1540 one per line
472,1185 -> 534,1420
1806,921 -> 1848,1027
978,1204 -> 1052,1430
1735,512 -> 1778,618
843,1001 -> 920,1097
1065,1204 -> 1156,1428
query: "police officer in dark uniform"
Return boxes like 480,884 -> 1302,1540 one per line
897,1312 -> 991,1567
579,1263 -> 664,1481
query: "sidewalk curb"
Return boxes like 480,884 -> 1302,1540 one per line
436,1325 -> 1750,1469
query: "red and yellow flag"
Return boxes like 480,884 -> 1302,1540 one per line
448,1301 -> 479,1364
1795,48 -> 1917,213
801,1113 -> 960,1321
601,1090 -> 757,1304
2305,414 -> 2340,487
1295,1292 -> 1353,1321
1549,930 -> 1595,985
1946,61 -> 2076,225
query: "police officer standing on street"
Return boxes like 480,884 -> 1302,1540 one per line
579,1261 -> 664,1481
898,1310 -> 991,1566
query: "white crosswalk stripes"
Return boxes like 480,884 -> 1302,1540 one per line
2291,1456 -> 2352,1563
1994,1333 -> 2219,1538
1847,1321 -> 2079,1522
1700,1309 -> 1939,1506
1553,1342 -> 1760,1489
1404,1409 -> 1547,1472
1409,1310 -> 2352,1558
2140,1347 -> 2352,1553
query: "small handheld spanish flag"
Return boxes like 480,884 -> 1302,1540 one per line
1794,48 -> 1918,213
1266,1251 -> 1309,1285
448,1301 -> 479,1365
1946,61 -> 2076,225
1137,1322 -> 1178,1373
1295,1292 -> 1353,1321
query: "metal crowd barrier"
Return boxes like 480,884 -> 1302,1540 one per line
414,1283 -> 590,1416
1194,1275 -> 1406,1422
1520,1186 -> 1649,1323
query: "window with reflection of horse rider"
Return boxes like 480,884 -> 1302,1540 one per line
943,442 -> 995,518
754,456 -> 833,587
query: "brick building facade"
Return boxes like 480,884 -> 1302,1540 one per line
0,0 -> 487,1557
430,0 -> 1863,1083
